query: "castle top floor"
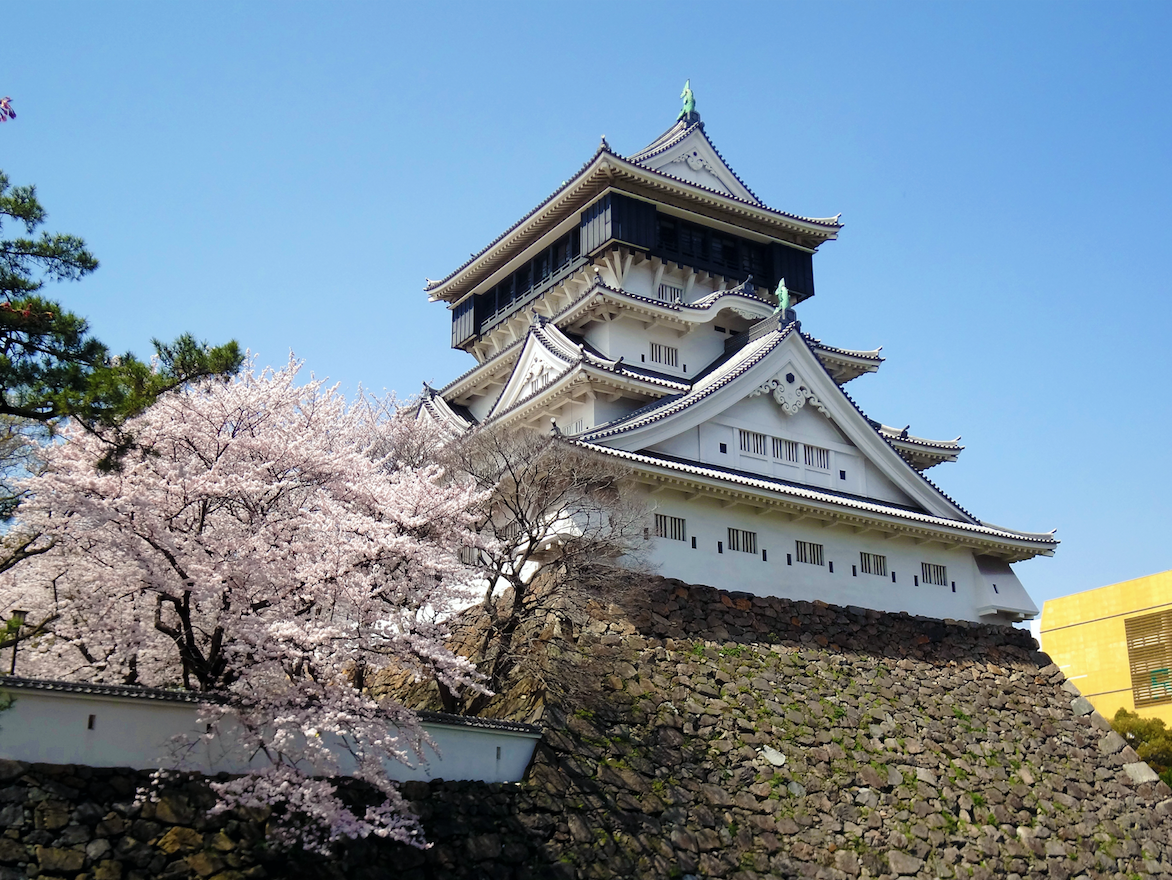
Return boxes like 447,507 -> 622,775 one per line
425,108 -> 843,358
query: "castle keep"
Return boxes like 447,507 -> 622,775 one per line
419,89 -> 1056,624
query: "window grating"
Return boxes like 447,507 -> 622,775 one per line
657,283 -> 684,303
649,342 -> 679,367
458,546 -> 479,565
773,437 -> 799,463
795,540 -> 824,566
804,444 -> 831,470
859,552 -> 887,577
655,514 -> 687,541
1126,610 -> 1172,708
739,429 -> 767,456
727,528 -> 758,554
921,563 -> 948,586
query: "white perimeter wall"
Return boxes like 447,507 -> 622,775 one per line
645,488 -> 1035,623
0,689 -> 540,784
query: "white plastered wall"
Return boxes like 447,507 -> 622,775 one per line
646,394 -> 916,508
0,689 -> 540,783
581,313 -> 746,383
643,488 -> 1028,623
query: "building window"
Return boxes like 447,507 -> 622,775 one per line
1125,610 -> 1172,707
458,546 -> 479,565
649,342 -> 679,367
859,552 -> 887,577
657,283 -> 684,303
773,437 -> 799,463
727,528 -> 758,554
795,540 -> 824,566
719,442 -> 728,454
921,563 -> 948,586
804,444 -> 831,471
739,429 -> 767,456
655,514 -> 687,541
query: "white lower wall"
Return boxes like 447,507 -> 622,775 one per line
0,686 -> 540,784
646,491 -> 1037,623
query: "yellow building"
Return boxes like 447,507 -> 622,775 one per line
1041,569 -> 1172,726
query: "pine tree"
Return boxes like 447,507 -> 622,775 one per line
0,170 -> 242,466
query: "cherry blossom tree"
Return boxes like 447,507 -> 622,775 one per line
0,361 -> 489,851
436,427 -> 650,715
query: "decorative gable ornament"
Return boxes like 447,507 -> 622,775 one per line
748,369 -> 830,417
669,148 -> 717,175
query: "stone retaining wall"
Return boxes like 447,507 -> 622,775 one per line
2,578 -> 1170,880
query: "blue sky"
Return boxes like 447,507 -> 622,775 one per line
2,2 -> 1170,612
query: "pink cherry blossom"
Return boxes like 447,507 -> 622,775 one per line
0,360 -> 490,851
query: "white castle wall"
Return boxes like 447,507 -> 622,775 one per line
0,686 -> 541,784
646,395 -> 916,508
643,488 -> 1035,623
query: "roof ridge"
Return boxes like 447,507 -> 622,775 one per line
425,143 -> 612,294
0,675 -> 210,703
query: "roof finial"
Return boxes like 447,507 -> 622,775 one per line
774,278 -> 790,314
599,134 -> 610,152
677,79 -> 698,124
773,278 -> 795,325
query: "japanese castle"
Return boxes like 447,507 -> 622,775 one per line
418,88 -> 1056,624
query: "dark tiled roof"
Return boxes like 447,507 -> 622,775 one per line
0,675 -> 208,703
416,710 -> 542,735
0,676 -> 543,735
802,334 -> 884,364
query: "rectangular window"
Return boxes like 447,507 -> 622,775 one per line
772,437 -> 799,463
859,552 -> 888,577
727,528 -> 758,554
1126,610 -> 1172,708
804,444 -> 831,470
649,342 -> 679,367
739,429 -> 767,456
655,514 -> 687,541
657,283 -> 684,303
795,540 -> 824,566
921,563 -> 948,586
458,546 -> 479,565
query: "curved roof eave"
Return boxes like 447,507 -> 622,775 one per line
424,149 -> 843,304
575,442 -> 1058,558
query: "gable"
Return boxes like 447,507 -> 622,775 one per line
632,127 -> 760,205
646,374 -> 918,509
594,327 -> 971,521
486,331 -> 575,420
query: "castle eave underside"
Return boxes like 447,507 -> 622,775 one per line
581,443 -> 1057,563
